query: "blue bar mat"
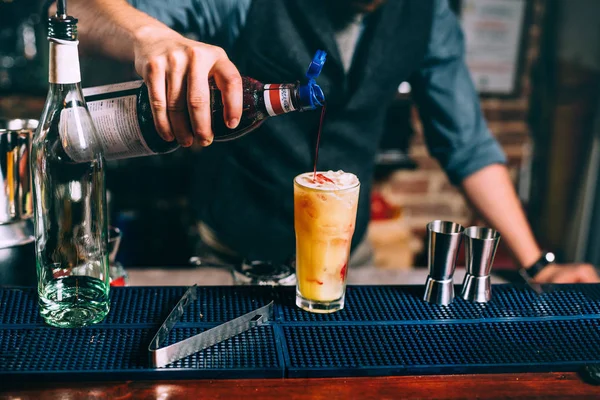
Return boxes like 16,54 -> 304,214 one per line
1,284 -> 600,381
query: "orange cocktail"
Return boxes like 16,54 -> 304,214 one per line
294,170 -> 360,313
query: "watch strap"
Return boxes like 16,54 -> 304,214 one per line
521,252 -> 555,279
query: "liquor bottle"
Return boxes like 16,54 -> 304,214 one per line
31,5 -> 110,327
76,51 -> 327,161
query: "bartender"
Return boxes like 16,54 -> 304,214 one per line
65,0 -> 598,283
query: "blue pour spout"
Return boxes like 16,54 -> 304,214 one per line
298,50 -> 327,110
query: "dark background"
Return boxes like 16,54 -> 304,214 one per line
2,0 -> 600,270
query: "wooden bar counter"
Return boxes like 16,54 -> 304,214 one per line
2,373 -> 600,399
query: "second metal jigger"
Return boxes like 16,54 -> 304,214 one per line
460,226 -> 501,303
423,220 -> 464,305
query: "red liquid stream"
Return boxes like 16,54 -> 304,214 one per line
313,104 -> 327,181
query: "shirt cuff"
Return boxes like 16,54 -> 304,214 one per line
444,135 -> 508,186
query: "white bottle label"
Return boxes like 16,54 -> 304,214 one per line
83,80 -> 144,96
58,107 -> 96,163
83,81 -> 156,160
264,84 -> 296,117
49,38 -> 81,84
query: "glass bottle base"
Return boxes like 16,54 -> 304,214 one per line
296,292 -> 345,313
39,276 -> 110,328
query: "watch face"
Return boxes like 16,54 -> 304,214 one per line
544,252 -> 556,263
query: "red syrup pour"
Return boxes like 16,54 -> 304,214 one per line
340,263 -> 348,281
313,104 -> 327,181
315,173 -> 334,184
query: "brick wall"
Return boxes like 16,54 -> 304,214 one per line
370,0 -> 545,267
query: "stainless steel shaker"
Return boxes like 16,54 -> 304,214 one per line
0,119 -> 37,286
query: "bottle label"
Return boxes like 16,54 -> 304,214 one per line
49,39 -> 81,84
264,84 -> 296,117
83,80 -> 144,96
83,81 -> 155,160
58,106 -> 97,163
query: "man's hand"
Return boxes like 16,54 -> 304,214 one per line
532,263 -> 600,284
67,0 -> 244,148
133,28 -> 243,147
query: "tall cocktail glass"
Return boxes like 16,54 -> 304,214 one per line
293,171 -> 360,313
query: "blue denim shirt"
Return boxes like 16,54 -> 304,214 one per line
129,0 -> 506,184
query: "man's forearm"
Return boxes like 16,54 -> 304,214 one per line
460,164 -> 542,269
64,0 -> 174,62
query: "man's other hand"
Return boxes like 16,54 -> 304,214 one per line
532,263 -> 600,284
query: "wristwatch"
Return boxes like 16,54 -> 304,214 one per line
520,251 -> 556,279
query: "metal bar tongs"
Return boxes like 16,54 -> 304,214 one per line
148,285 -> 274,368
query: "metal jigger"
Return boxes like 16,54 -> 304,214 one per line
423,220 -> 464,306
460,226 -> 501,303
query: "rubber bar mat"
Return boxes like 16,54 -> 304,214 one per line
1,284 -> 600,381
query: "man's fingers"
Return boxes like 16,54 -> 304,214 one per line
577,265 -> 600,283
187,48 -> 214,145
166,52 -> 194,147
533,263 -> 600,284
550,272 -> 572,284
144,57 -> 173,142
211,55 -> 243,129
